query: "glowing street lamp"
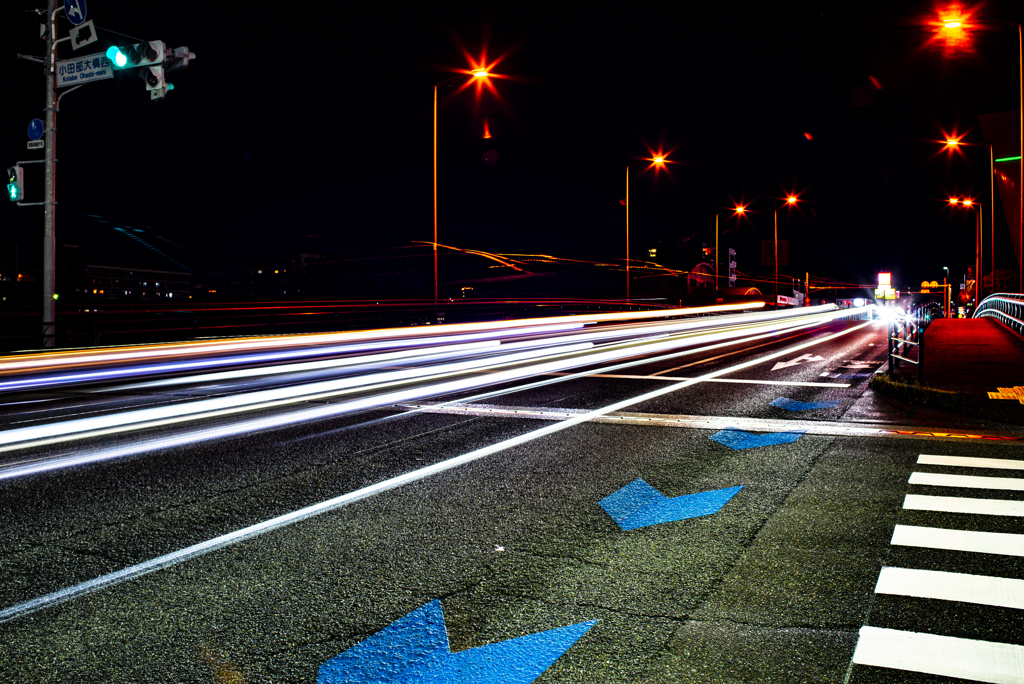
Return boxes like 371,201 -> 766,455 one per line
773,196 -> 800,308
624,152 -> 672,300
948,195 -> 984,306
927,9 -> 1023,293
432,63 -> 500,301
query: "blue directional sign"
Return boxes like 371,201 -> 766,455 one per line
317,600 -> 597,684
771,397 -> 841,412
27,119 -> 44,141
64,0 -> 87,25
599,479 -> 743,531
710,427 -> 806,450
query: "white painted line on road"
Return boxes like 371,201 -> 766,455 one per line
910,471 -> 1024,491
919,454 -> 1024,471
548,372 -> 851,388
874,566 -> 1024,610
0,319 -> 876,623
903,494 -> 1024,517
400,402 -> 1024,443
852,625 -> 1024,683
891,525 -> 1024,556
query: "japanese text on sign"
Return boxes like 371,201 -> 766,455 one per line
56,53 -> 112,88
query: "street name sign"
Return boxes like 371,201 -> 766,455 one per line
56,53 -> 112,88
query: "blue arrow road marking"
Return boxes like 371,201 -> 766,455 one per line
317,599 -> 597,684
710,427 -> 806,450
599,479 -> 743,531
771,397 -> 841,411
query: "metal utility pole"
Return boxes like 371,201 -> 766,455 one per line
43,0 -> 58,347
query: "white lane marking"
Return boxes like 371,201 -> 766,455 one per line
875,566 -> 1024,610
0,319 -> 875,622
770,353 -> 825,371
903,494 -> 1024,517
400,402 -> 1023,443
891,525 -> 1024,556
547,372 -> 850,388
910,471 -> 1024,491
841,361 -> 875,369
852,625 -> 1024,682
919,454 -> 1024,471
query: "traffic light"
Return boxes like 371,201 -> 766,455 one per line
6,166 -> 23,203
144,66 -> 165,90
106,41 -> 165,69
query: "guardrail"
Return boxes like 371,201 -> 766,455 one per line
974,293 -> 1024,335
888,307 -> 925,383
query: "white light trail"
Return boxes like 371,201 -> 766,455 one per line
0,306 -> 869,467
0,317 -> 871,623
0,302 -> 763,374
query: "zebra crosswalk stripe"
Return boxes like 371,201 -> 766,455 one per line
852,626 -> 1024,683
873,566 -> 1024,610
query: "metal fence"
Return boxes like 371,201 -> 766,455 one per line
974,293 -> 1024,335
888,307 -> 925,383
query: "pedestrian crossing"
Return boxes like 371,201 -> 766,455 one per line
851,453 -> 1024,683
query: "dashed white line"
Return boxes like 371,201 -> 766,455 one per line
852,626 -> 1024,683
874,566 -> 1024,610
909,471 -> 1024,491
890,525 -> 1024,557
903,494 -> 1024,517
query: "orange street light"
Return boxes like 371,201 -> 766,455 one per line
949,196 -> 984,306
624,149 -> 676,300
432,61 -> 503,301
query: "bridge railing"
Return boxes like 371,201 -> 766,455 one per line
888,306 -> 925,383
974,293 -> 1024,335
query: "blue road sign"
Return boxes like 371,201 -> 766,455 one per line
710,427 -> 806,450
317,600 -> 597,683
27,119 -> 44,141
64,0 -> 87,25
600,479 -> 744,531
771,397 -> 842,412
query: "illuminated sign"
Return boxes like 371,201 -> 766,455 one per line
878,272 -> 891,287
874,288 -> 897,300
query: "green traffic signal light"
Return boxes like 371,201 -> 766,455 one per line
106,45 -> 128,68
7,166 -> 23,203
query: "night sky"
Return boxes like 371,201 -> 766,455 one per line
2,0 -> 1022,295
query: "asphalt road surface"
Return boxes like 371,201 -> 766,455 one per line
1,307 -> 1022,683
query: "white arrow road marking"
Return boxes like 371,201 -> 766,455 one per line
841,361 -> 875,369
771,353 -> 824,371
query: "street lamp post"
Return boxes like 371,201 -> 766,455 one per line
625,164 -> 630,300
624,155 -> 667,300
936,16 -> 1022,292
944,137 -> 997,300
773,196 -> 799,309
433,69 -> 488,302
949,196 -> 983,308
